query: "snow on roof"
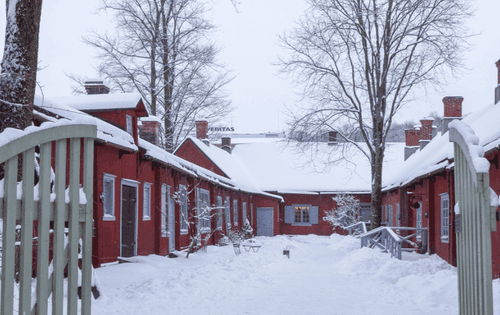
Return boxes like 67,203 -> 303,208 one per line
233,142 -> 405,194
140,139 -> 282,200
35,95 -> 138,151
384,101 -> 500,190
180,136 -> 405,194
140,115 -> 162,123
51,93 -> 148,115
179,137 -> 267,195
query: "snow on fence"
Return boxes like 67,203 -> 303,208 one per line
345,221 -> 367,237
449,120 -> 496,315
360,226 -> 428,260
0,121 -> 96,315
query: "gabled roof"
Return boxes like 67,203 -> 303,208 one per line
139,138 -> 282,201
34,95 -> 138,151
175,136 -> 265,194
233,141 -> 405,194
176,136 -> 405,195
51,93 -> 149,117
384,101 -> 500,190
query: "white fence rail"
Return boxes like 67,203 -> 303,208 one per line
0,122 -> 96,315
360,226 -> 428,260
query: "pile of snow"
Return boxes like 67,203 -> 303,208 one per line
91,234 -> 500,314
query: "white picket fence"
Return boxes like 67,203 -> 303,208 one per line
0,122 -> 96,315
449,119 -> 496,315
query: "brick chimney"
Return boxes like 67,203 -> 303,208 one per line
495,60 -> 500,104
221,137 -> 232,153
139,118 -> 162,146
328,131 -> 338,145
419,118 -> 434,150
195,120 -> 208,140
404,129 -> 420,160
442,96 -> 463,134
84,80 -> 110,95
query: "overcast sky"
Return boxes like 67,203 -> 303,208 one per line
1,0 -> 499,133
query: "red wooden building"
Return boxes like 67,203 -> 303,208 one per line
174,121 -> 401,237
35,82 -> 282,267
381,62 -> 500,278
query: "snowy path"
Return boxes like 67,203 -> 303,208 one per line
92,235 -> 500,315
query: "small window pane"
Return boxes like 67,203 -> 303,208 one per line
180,185 -> 188,232
126,115 -> 133,135
103,174 -> 116,220
233,200 -> 238,226
143,183 -> 151,220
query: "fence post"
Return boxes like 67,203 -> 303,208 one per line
450,120 -> 494,315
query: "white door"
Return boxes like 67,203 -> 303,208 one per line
256,207 -> 274,236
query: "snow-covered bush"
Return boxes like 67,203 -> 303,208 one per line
323,194 -> 360,230
241,218 -> 254,239
172,185 -> 224,258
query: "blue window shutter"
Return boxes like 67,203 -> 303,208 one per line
310,206 -> 319,224
284,206 -> 293,224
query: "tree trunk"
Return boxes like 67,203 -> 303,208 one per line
0,0 -> 43,132
162,6 -> 174,152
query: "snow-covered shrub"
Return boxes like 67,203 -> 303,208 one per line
323,194 -> 360,230
241,218 -> 254,239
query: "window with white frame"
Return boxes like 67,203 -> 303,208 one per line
295,205 -> 310,224
216,196 -> 223,230
242,202 -> 247,224
161,184 -> 167,237
225,196 -> 231,228
143,182 -> 152,220
197,188 -> 210,232
102,173 -> 116,220
180,185 -> 188,234
126,114 -> 133,135
233,199 -> 238,226
441,193 -> 450,243
416,202 -> 422,241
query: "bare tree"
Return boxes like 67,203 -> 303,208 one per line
278,0 -> 472,228
172,185 -> 223,258
323,194 -> 360,230
83,0 -> 234,151
0,0 -> 43,132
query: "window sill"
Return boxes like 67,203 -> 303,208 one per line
441,236 -> 449,243
180,229 -> 188,235
291,223 -> 313,227
143,216 -> 151,221
103,215 -> 116,221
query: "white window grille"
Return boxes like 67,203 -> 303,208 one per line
180,185 -> 188,234
233,199 -> 238,226
441,193 -> 450,243
143,182 -> 152,220
103,173 -> 116,220
126,114 -> 133,135
197,188 -> 210,232
161,184 -> 167,237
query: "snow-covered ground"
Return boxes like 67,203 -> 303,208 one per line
92,234 -> 500,315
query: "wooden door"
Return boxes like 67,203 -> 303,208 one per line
121,185 -> 137,257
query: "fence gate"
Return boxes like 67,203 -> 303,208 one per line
0,122 -> 97,315
449,120 -> 496,315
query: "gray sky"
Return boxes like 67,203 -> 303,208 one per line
1,0 -> 499,133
